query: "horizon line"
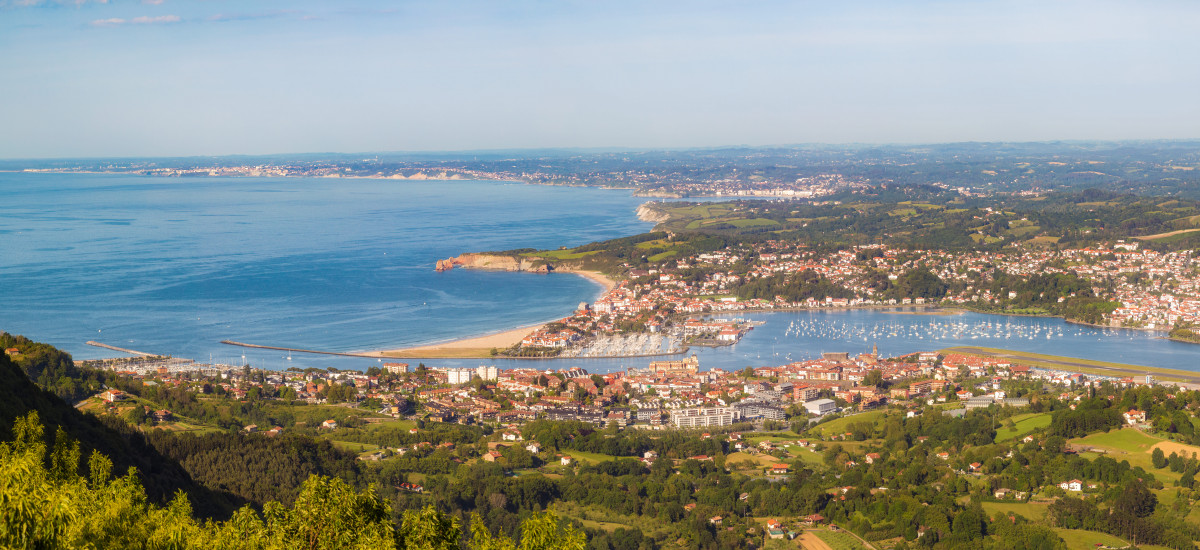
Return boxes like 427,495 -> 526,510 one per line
4,137 -> 1200,163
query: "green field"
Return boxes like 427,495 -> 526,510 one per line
981,501 -> 1050,522
995,413 -> 1051,442
563,450 -> 617,465
813,529 -> 869,549
810,411 -> 886,438
1074,428 -> 1162,453
1072,428 -> 1177,483
523,249 -> 600,260
1050,528 -> 1128,550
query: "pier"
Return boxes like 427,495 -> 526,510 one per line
85,340 -> 158,357
220,340 -> 379,358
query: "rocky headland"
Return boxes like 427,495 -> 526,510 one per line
435,253 -> 553,273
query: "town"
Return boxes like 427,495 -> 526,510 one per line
509,237 -> 1200,358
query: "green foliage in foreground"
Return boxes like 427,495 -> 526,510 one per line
0,411 -> 585,550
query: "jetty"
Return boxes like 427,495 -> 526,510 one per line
85,341 -> 158,357
220,340 -> 378,358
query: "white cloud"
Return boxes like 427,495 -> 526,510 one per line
90,14 -> 179,26
3,0 -> 108,6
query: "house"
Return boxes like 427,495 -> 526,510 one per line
1059,479 -> 1083,492
802,514 -> 826,525
936,452 -> 950,460
502,431 -> 523,441
994,488 -> 1012,499
708,516 -> 722,525
101,390 -> 127,403
482,452 -> 501,463
770,464 -> 790,475
320,419 -> 338,430
865,453 -> 881,464
1123,409 -> 1147,425
969,462 -> 983,472
560,456 -> 573,466
243,424 -> 258,433
765,520 -> 785,539
1021,435 -> 1036,444
525,442 -> 542,453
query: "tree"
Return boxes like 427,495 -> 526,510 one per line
1152,447 -> 1168,469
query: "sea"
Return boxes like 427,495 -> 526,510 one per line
3,172 -> 1198,374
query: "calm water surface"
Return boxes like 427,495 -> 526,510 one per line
0,173 -> 651,365
3,172 -> 1197,373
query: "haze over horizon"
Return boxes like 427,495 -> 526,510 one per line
3,0 -> 1198,159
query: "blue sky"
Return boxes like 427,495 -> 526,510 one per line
2,0 -> 1198,158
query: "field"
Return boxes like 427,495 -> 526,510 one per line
1150,440 -> 1200,461
810,411 -> 887,438
812,529 -> 869,549
1071,428 -> 1179,483
562,449 -> 617,465
1135,227 -> 1200,241
981,501 -> 1050,522
938,346 -> 1200,384
995,412 -> 1051,442
1051,528 -> 1128,550
523,249 -> 600,260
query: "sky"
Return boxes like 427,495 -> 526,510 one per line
1,0 -> 1198,158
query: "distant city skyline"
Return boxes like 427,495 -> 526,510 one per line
2,0 -> 1198,159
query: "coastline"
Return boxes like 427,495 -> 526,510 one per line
371,269 -> 617,359
371,324 -> 546,359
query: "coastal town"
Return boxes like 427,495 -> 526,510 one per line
505,238 -> 1200,358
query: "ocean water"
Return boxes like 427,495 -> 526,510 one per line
3,171 -> 1198,374
0,173 -> 652,366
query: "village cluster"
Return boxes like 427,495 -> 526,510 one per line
514,239 -> 1199,354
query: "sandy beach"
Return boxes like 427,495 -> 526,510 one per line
372,269 -> 617,358
372,324 -> 546,359
557,269 -> 617,293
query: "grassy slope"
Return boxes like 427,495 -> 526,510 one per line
995,412 -> 1051,442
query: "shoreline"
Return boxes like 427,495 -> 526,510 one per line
369,269 -> 617,359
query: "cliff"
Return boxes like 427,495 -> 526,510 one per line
438,253 -> 553,273
636,202 -> 671,223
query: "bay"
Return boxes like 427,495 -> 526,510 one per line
3,171 -> 1197,375
0,173 -> 652,366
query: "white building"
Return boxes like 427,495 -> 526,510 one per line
670,407 -> 738,428
445,368 -> 476,385
803,399 -> 837,416
384,362 -> 409,375
476,365 -> 499,381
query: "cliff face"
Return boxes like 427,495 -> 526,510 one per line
445,253 -> 553,273
636,203 -> 670,223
